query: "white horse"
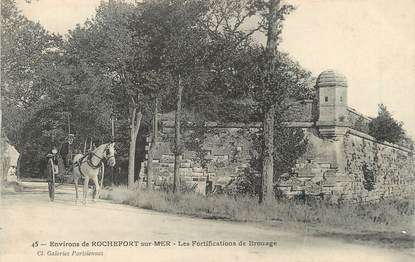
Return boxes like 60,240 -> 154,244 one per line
72,142 -> 116,205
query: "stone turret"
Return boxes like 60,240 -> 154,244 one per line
315,70 -> 350,137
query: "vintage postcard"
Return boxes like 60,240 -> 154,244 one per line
1,0 -> 414,261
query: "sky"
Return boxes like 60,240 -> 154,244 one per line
16,0 -> 415,137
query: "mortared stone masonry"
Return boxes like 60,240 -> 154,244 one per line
140,70 -> 415,202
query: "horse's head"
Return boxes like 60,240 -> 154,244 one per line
104,142 -> 116,167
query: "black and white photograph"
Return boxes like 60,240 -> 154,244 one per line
1,0 -> 414,261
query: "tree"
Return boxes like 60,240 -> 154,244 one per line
369,104 -> 404,144
128,95 -> 143,187
2,0 -> 144,180
201,0 -> 305,202
64,0 -> 149,187
3,0 -> 312,190
173,77 -> 184,193
130,0 -> 311,197
244,0 -> 315,203
1,0 -> 70,177
145,96 -> 158,189
129,0 -> 216,192
261,0 -> 280,203
1,0 -> 62,143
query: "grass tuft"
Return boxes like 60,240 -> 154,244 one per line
100,186 -> 415,247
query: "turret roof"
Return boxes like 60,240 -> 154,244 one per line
316,69 -> 347,88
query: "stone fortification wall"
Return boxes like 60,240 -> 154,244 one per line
347,107 -> 371,133
140,70 -> 414,202
281,100 -> 316,122
276,128 -> 415,203
142,115 -> 257,193
342,130 -> 415,201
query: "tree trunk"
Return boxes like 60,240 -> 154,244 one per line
146,97 -> 159,189
153,97 -> 159,141
111,116 -> 115,185
261,104 -> 275,203
128,105 -> 142,188
260,0 -> 280,204
128,133 -> 136,188
0,94 -> 2,200
173,76 -> 183,194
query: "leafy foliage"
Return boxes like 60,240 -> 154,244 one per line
224,169 -> 261,196
369,104 -> 404,144
353,116 -> 370,134
1,0 -> 62,143
1,0 -> 69,176
182,121 -> 213,170
249,126 -> 308,180
2,0 -> 314,184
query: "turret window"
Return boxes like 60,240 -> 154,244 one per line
325,96 -> 328,102
340,96 -> 343,102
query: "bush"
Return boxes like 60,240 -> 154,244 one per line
369,104 -> 404,144
223,168 -> 261,196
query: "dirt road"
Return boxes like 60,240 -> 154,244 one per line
0,182 -> 413,262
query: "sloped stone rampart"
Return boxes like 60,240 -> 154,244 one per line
276,128 -> 415,203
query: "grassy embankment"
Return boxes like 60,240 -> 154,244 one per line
102,185 -> 414,248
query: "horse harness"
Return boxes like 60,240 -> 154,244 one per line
73,144 -> 113,178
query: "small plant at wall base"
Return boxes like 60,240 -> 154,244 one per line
182,121 -> 212,172
224,168 -> 261,196
369,104 -> 404,144
246,127 -> 308,198
274,127 -> 308,178
362,163 -> 375,191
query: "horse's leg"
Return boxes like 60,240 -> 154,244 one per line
83,176 -> 89,205
92,174 -> 100,203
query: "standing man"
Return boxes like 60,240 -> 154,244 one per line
60,134 -> 74,168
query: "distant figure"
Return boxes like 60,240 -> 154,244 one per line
1,140 -> 20,182
41,146 -> 61,178
50,146 -> 60,175
60,134 -> 75,167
